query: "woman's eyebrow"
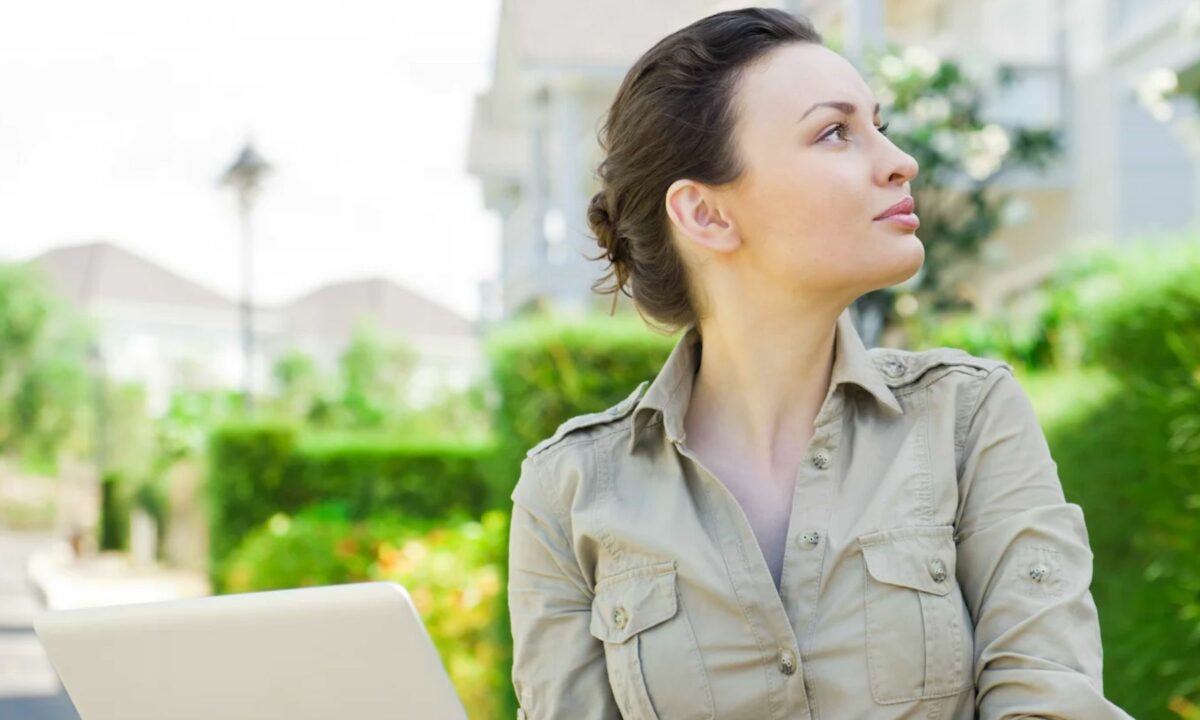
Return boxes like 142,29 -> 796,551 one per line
799,100 -> 881,122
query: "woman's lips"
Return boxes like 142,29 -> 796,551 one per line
875,212 -> 920,229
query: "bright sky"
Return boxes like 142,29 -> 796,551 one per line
0,0 -> 501,322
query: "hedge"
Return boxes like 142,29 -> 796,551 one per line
205,422 -> 495,587
1046,234 -> 1200,718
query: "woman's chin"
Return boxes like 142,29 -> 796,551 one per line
884,236 -> 925,281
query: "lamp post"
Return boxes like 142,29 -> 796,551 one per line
86,340 -> 108,555
218,139 -> 273,414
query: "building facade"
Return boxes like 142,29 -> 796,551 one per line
28,241 -> 482,415
469,0 -> 1200,322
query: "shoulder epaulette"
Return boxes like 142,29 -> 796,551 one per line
868,347 -> 1012,388
525,380 -> 650,459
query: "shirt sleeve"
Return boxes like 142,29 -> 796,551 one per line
954,366 -> 1134,719
508,455 -> 620,719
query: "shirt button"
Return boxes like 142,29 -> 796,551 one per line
612,605 -> 629,629
928,558 -> 947,583
811,450 -> 831,469
799,531 -> 820,547
778,648 -> 797,676
881,357 -> 906,378
1029,562 -> 1048,582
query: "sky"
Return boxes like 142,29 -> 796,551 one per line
0,0 -> 502,322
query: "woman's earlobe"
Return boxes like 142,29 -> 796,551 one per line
666,180 -> 739,252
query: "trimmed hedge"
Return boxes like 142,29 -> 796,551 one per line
984,232 -> 1200,718
98,471 -> 129,551
205,422 -> 496,587
484,312 -> 679,470
1041,369 -> 1197,720
1053,234 -> 1200,719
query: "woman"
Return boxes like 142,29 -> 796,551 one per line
507,8 -> 1133,719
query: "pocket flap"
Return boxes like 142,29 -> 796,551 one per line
589,560 -> 678,644
858,525 -> 956,596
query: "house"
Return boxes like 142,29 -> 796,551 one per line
26,241 -> 481,414
278,277 -> 483,407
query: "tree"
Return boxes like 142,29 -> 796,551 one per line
0,263 -> 91,471
270,349 -> 329,422
336,320 -> 419,428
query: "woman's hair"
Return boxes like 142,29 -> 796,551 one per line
586,7 -> 823,332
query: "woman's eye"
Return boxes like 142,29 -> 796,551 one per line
820,122 -> 851,143
821,120 -> 891,143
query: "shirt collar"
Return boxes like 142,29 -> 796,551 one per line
627,307 -> 903,455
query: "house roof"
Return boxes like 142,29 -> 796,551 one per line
503,0 -> 805,70
28,240 -> 235,311
282,276 -> 476,340
25,241 -> 476,340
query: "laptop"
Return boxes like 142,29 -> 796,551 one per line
33,581 -> 468,720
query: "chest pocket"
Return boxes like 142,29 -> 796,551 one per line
858,524 -> 975,704
589,559 -> 714,720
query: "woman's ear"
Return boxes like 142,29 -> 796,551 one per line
665,179 -> 739,254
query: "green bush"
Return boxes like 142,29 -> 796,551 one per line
222,505 -> 509,720
1029,232 -> 1200,718
204,422 -> 496,588
205,421 -> 297,573
912,310 -> 1039,366
98,471 -> 128,551
909,245 -> 1126,372
1084,233 -> 1200,389
485,312 -> 677,473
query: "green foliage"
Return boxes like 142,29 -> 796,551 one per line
1083,232 -> 1200,390
0,263 -> 92,471
204,422 -> 495,589
907,233 -> 1191,376
156,389 -> 244,465
98,471 -> 129,551
1042,372 -> 1199,719
270,350 -> 329,422
291,435 -> 495,520
264,321 -> 494,444
92,381 -> 157,484
389,378 -> 496,447
222,505 -> 509,720
484,311 -> 677,477
337,321 -> 419,428
910,309 -> 1047,369
1021,232 -> 1200,718
205,421 -> 298,577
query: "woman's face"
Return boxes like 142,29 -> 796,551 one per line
703,41 -> 923,306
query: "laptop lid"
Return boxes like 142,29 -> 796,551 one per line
33,581 -> 468,720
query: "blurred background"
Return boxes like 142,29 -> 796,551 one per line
1,0 -> 1198,718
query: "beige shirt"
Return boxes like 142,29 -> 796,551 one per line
507,307 -> 1133,720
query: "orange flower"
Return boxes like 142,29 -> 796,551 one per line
335,536 -> 359,558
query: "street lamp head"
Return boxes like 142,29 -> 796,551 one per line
219,139 -> 273,193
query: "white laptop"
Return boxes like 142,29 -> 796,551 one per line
32,581 -> 468,720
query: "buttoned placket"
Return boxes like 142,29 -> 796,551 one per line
667,388 -> 849,720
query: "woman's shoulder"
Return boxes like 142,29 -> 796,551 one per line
866,345 -> 1013,392
524,380 -> 650,461
512,381 -> 649,520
